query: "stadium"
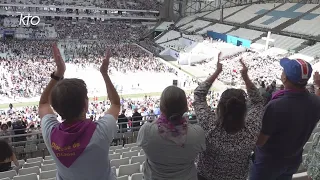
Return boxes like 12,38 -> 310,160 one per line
0,0 -> 320,179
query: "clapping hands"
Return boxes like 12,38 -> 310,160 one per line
100,48 -> 112,74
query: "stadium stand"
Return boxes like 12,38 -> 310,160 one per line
196,23 -> 234,34
180,20 -> 212,32
225,3 -> 282,24
203,5 -> 248,20
228,28 -> 264,41
255,33 -> 306,50
283,7 -> 320,36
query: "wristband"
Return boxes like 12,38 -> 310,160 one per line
51,72 -> 64,81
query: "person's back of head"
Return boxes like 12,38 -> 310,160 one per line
216,88 -> 247,134
160,86 -> 188,125
50,78 -> 88,123
0,140 -> 13,162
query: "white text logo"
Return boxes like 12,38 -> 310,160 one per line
19,13 -> 40,26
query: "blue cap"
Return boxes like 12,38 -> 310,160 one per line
280,58 -> 312,84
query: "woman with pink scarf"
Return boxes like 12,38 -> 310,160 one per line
137,86 -> 206,180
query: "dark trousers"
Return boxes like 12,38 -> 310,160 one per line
197,173 -> 208,180
249,161 -> 300,180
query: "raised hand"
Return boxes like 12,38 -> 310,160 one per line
52,43 -> 65,77
100,48 -> 112,74
239,58 -> 248,76
314,71 -> 320,87
216,52 -> 223,73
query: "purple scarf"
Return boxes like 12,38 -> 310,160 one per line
271,89 -> 307,100
157,114 -> 188,147
50,120 -> 96,168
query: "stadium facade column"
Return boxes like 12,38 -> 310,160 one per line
160,0 -> 177,21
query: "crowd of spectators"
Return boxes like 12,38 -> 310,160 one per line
7,0 -> 161,10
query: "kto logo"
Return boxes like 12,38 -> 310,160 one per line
19,13 -> 40,26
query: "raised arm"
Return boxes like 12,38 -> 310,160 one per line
193,53 -> 222,132
100,49 -> 120,120
38,43 -> 65,119
239,58 -> 264,139
239,58 -> 263,106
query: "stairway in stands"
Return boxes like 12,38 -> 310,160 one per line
241,3 -> 285,26
272,4 -> 320,31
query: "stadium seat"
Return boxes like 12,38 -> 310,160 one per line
118,162 -> 140,176
12,160 -> 25,167
19,166 -> 40,175
40,169 -> 57,179
110,145 -> 123,151
115,148 -> 130,154
27,157 -> 43,163
0,170 -> 17,179
122,150 -> 139,159
292,172 -> 308,180
110,157 -> 130,168
44,156 -> 53,160
13,173 -> 38,180
109,150 -> 114,154
43,159 -> 55,165
23,161 -> 42,168
109,153 -> 121,160
130,146 -> 142,152
139,150 -> 145,155
41,164 -> 57,171
117,175 -> 129,180
124,143 -> 136,148
131,155 -> 146,164
131,173 -> 144,180
0,178 -> 10,180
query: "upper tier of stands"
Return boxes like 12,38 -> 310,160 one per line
203,5 -> 247,20
249,3 -> 318,29
0,0 -> 161,10
225,3 -> 281,24
283,7 -> 320,36
196,23 -> 234,34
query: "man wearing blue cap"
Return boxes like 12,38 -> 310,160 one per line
250,58 -> 320,180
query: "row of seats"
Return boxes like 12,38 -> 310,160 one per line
228,28 -> 264,40
155,30 -> 181,44
0,169 -> 56,180
196,23 -> 234,35
180,20 -> 211,33
203,5 -> 247,20
175,11 -> 210,27
255,33 -> 305,50
225,3 -> 281,24
284,7 -> 320,36
299,42 -> 320,57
